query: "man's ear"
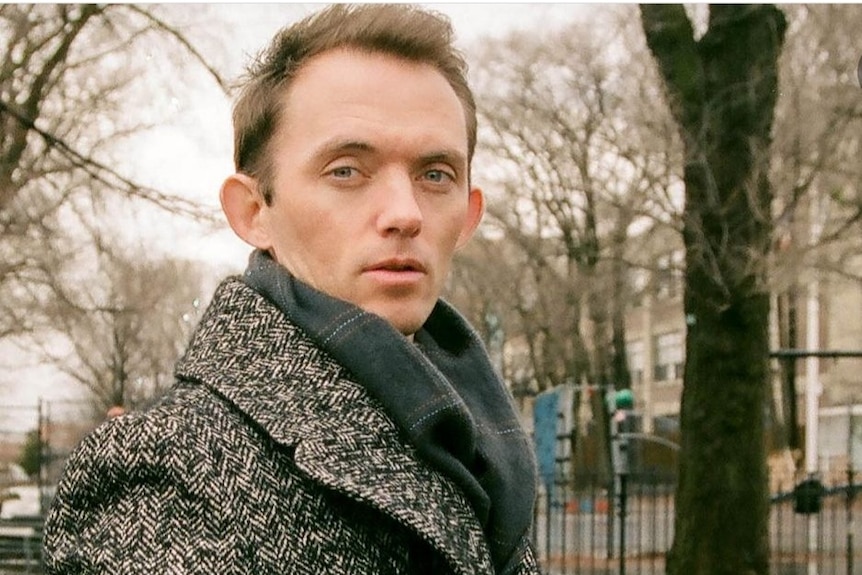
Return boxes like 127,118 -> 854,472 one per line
455,186 -> 485,249
220,173 -> 272,250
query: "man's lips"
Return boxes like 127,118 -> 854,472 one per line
362,258 -> 428,288
364,257 -> 427,273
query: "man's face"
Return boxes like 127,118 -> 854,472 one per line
251,49 -> 483,336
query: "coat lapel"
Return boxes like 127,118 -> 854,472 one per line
176,278 -> 494,575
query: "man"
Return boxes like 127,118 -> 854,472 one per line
43,5 -> 538,574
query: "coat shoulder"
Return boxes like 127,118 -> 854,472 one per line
55,385 -> 230,490
44,383 -> 418,575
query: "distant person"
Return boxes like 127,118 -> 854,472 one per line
43,4 -> 538,574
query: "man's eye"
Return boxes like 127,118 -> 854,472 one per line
330,166 -> 356,178
424,169 -> 452,183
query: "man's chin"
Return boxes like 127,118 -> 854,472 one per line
365,303 -> 432,338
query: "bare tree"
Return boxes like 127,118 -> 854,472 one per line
462,9 -> 676,399
770,4 -> 862,459
0,4 -> 225,341
30,236 -> 207,415
772,5 -> 862,257
640,5 -> 786,574
446,9 -> 679,479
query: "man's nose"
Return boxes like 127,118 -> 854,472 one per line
376,170 -> 422,238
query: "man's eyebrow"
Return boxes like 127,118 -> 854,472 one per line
312,138 -> 375,158
418,149 -> 468,169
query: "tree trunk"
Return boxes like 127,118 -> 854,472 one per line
640,5 -> 786,574
776,289 -> 800,455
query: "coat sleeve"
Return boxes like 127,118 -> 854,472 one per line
43,411 -> 234,575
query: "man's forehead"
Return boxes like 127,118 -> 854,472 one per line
273,50 -> 469,162
280,48 -> 460,114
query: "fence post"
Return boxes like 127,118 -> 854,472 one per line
846,406 -> 854,575
618,469 -> 628,575
609,387 -> 634,574
36,398 -> 44,516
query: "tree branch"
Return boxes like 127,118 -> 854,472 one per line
639,4 -> 704,131
124,4 -> 232,97
0,98 -> 218,221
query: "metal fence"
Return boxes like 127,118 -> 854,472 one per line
0,400 -> 102,574
534,470 -> 674,575
533,468 -> 862,575
5,399 -> 862,574
0,516 -> 43,574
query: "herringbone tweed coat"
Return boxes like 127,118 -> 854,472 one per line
43,278 -> 540,575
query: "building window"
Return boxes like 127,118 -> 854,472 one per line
655,250 -> 684,300
654,331 -> 684,382
627,339 -> 644,385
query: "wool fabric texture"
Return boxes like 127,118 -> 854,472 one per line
243,249 -> 537,573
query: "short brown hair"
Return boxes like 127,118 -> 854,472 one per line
231,4 -> 476,204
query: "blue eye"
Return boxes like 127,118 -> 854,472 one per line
330,166 -> 356,178
424,169 -> 452,183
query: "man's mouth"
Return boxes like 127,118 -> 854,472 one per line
367,258 -> 426,273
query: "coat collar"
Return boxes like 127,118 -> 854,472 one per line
175,278 -> 494,575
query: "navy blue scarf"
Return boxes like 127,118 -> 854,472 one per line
243,250 -> 536,573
